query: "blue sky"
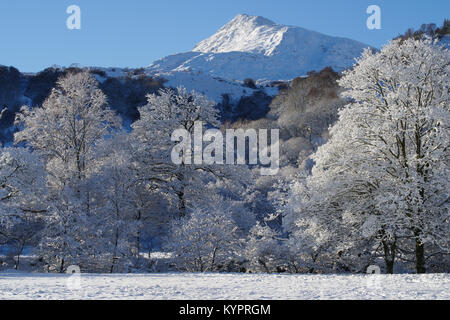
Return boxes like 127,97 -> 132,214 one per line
1,0 -> 448,72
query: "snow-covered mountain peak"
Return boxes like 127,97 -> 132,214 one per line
229,13 -> 277,28
148,14 -> 372,85
193,14 -> 287,56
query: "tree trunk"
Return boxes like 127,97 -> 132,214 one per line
14,254 -> 20,270
110,227 -> 119,273
385,258 -> 394,274
413,122 -> 426,274
382,240 -> 396,274
60,258 -> 65,273
14,243 -> 24,271
415,237 -> 426,274
135,231 -> 141,267
210,247 -> 218,271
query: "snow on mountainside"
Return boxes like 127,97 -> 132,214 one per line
88,66 -> 256,102
193,14 -> 284,55
147,14 -> 372,82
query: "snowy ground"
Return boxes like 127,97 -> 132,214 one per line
0,272 -> 449,300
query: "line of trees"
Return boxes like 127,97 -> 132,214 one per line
1,71 -> 254,272
0,37 -> 448,274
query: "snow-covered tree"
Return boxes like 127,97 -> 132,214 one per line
0,147 -> 47,269
15,71 -> 122,272
15,71 -> 121,183
337,38 -> 449,273
89,133 -> 142,272
244,222 -> 284,273
166,206 -> 242,272
131,86 -> 246,217
283,38 -> 449,274
277,174 -> 345,273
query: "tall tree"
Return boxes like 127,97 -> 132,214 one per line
131,86 -> 245,217
14,71 -> 122,271
337,38 -> 449,273
282,38 -> 449,274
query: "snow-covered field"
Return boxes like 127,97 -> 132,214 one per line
0,272 -> 448,300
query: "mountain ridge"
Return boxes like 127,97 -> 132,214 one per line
147,14 -> 372,81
